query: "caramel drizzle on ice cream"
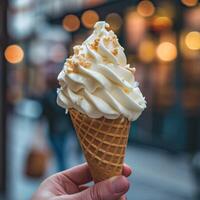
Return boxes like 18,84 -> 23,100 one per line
90,38 -> 100,51
65,59 -> 78,73
125,65 -> 136,74
103,35 -> 119,48
112,48 -> 118,56
66,45 -> 92,73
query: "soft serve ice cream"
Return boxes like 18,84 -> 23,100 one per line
57,21 -> 146,121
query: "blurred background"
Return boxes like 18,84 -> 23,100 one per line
0,0 -> 200,199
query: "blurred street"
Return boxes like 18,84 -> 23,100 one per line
7,110 -> 198,200
1,1 -> 200,199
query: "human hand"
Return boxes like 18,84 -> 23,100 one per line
32,163 -> 132,200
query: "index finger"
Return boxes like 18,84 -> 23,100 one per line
59,163 -> 92,185
122,163 -> 132,177
57,163 -> 132,186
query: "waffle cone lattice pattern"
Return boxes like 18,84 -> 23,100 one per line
69,108 -> 131,183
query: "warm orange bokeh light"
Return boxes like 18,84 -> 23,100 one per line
137,0 -> 155,17
81,10 -> 99,29
181,0 -> 198,7
5,44 -> 24,64
180,31 -> 199,59
156,42 -> 177,62
105,13 -> 122,32
125,11 -> 146,48
62,14 -> 80,32
185,31 -> 200,50
139,40 -> 156,63
152,16 -> 172,32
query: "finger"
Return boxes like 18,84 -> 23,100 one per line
79,185 -> 89,191
66,175 -> 130,200
121,194 -> 127,200
57,163 -> 92,185
122,164 -> 132,177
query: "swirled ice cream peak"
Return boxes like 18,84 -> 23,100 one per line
57,21 -> 146,121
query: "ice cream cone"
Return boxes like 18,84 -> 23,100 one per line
69,108 -> 131,183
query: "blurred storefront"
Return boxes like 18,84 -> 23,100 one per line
0,0 -> 8,197
1,0 -> 200,199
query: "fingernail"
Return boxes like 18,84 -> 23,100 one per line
121,195 -> 127,200
111,176 -> 130,194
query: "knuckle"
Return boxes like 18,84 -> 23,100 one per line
89,185 -> 102,200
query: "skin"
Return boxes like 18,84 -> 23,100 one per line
32,163 -> 132,200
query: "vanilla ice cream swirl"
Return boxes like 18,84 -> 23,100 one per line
57,21 -> 146,121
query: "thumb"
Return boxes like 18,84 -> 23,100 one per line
70,176 -> 130,200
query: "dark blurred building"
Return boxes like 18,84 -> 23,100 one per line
0,0 -> 8,196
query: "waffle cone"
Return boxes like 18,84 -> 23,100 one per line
69,108 -> 131,183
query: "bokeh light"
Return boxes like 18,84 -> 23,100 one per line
156,42 -> 177,62
181,0 -> 198,7
139,40 -> 156,63
137,0 -> 155,17
125,11 -> 146,48
185,6 -> 200,29
180,31 -> 199,58
5,44 -> 24,64
81,10 -> 99,29
185,31 -> 200,50
62,14 -> 80,32
152,16 -> 172,32
105,13 -> 122,32
156,2 -> 176,18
